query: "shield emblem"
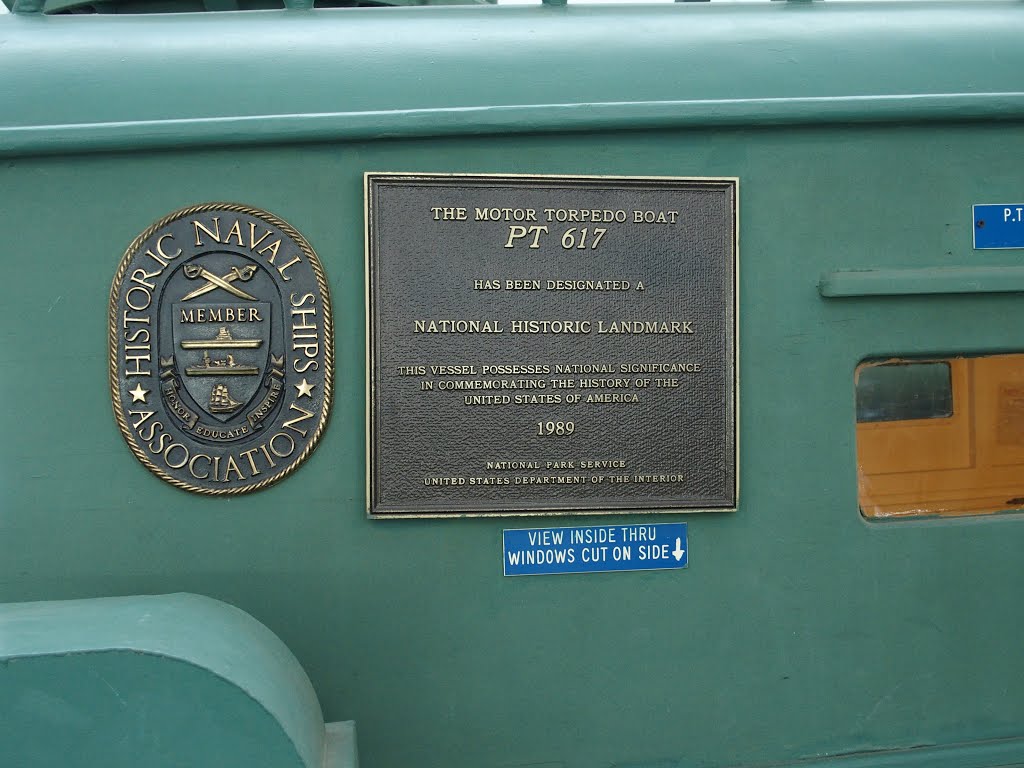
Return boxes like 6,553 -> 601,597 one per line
173,302 -> 270,422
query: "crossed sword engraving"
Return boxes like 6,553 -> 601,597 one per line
181,264 -> 259,302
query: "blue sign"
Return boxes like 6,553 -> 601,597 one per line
503,522 -> 687,576
973,204 -> 1024,249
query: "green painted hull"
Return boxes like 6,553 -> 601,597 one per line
2,4 -> 1024,767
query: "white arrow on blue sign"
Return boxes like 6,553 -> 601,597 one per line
503,522 -> 687,576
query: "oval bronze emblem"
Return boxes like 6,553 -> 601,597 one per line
109,203 -> 332,494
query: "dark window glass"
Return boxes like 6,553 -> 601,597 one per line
856,362 -> 953,423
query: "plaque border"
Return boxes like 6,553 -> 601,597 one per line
364,172 -> 739,519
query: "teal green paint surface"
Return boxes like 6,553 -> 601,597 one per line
3,4 -> 1024,155
2,4 -> 1024,768
0,594 -> 353,768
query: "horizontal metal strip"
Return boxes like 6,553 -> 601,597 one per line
753,736 -> 1024,768
820,266 -> 1024,297
3,92 -> 1024,157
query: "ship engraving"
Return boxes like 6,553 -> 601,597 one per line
173,300 -> 271,421
209,383 -> 244,414
180,326 -> 263,350
185,350 -> 260,376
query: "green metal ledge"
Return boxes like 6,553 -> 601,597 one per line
0,593 -> 357,768
819,266 -> 1024,298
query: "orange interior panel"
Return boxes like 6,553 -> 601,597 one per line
857,355 -> 1024,518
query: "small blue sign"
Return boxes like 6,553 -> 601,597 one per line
973,204 -> 1024,249
503,522 -> 687,576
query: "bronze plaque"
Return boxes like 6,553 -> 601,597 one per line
110,203 -> 332,494
366,174 -> 737,517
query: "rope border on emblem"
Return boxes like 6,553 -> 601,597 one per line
109,202 -> 334,495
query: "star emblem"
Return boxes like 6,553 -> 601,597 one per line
129,383 -> 149,403
295,378 -> 315,398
